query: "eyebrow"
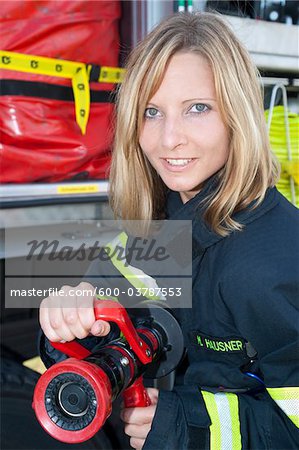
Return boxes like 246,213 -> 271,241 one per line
182,98 -> 216,104
146,98 -> 217,107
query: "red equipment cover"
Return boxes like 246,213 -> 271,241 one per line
0,1 -> 121,183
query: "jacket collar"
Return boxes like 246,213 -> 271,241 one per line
166,175 -> 279,250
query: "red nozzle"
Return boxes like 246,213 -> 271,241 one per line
34,299 -> 156,443
33,358 -> 112,444
123,377 -> 151,408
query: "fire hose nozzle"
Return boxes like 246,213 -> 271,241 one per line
33,358 -> 112,443
33,300 -> 184,443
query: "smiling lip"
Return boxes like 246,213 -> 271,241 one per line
160,158 -> 197,172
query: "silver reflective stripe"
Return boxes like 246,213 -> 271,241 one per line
202,391 -> 242,450
215,394 -> 234,450
275,398 -> 298,414
106,232 -> 166,301
267,387 -> 299,428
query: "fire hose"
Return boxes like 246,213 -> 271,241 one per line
32,299 -> 184,443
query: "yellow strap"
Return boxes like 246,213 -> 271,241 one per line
0,50 -> 125,134
97,66 -> 125,83
72,66 -> 90,135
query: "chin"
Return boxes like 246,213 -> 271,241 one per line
164,180 -> 201,193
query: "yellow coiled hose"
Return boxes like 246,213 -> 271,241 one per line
265,105 -> 299,206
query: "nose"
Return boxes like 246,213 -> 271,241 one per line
161,116 -> 188,151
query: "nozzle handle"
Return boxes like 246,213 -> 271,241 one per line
51,299 -> 152,365
123,377 -> 151,408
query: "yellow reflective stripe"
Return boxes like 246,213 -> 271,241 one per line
118,231 -> 129,248
267,387 -> 299,428
0,50 -> 124,134
106,232 -> 165,301
289,415 -> 299,428
202,391 -> 242,450
227,393 -> 242,449
96,295 -> 119,302
202,391 -> 221,450
267,387 -> 299,400
23,356 -> 46,374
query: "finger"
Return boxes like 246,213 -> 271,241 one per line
121,405 -> 157,425
61,291 -> 89,340
130,437 -> 145,450
124,423 -> 152,439
40,295 -> 65,341
77,292 -> 95,330
90,319 -> 111,337
76,287 -> 96,331
39,304 -> 61,342
49,306 -> 76,342
146,388 -> 159,404
62,305 -> 88,340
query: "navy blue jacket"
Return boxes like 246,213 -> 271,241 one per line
143,178 -> 299,450
40,176 -> 299,449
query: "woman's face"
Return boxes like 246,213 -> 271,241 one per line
139,52 -> 230,203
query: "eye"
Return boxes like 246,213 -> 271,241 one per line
189,103 -> 210,114
144,107 -> 161,119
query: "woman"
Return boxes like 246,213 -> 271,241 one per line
40,12 -> 299,450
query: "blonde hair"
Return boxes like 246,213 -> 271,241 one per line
109,12 -> 279,235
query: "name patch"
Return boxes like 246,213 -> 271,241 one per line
190,331 -> 246,353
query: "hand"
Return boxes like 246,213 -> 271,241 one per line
39,281 -> 111,342
121,388 -> 159,450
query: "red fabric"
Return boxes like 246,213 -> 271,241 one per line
0,1 -> 120,182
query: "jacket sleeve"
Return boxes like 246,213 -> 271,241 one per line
143,385 -> 210,450
144,263 -> 298,450
144,270 -> 299,450
217,261 -> 299,450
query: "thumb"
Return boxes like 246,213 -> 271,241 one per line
90,320 -> 111,336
